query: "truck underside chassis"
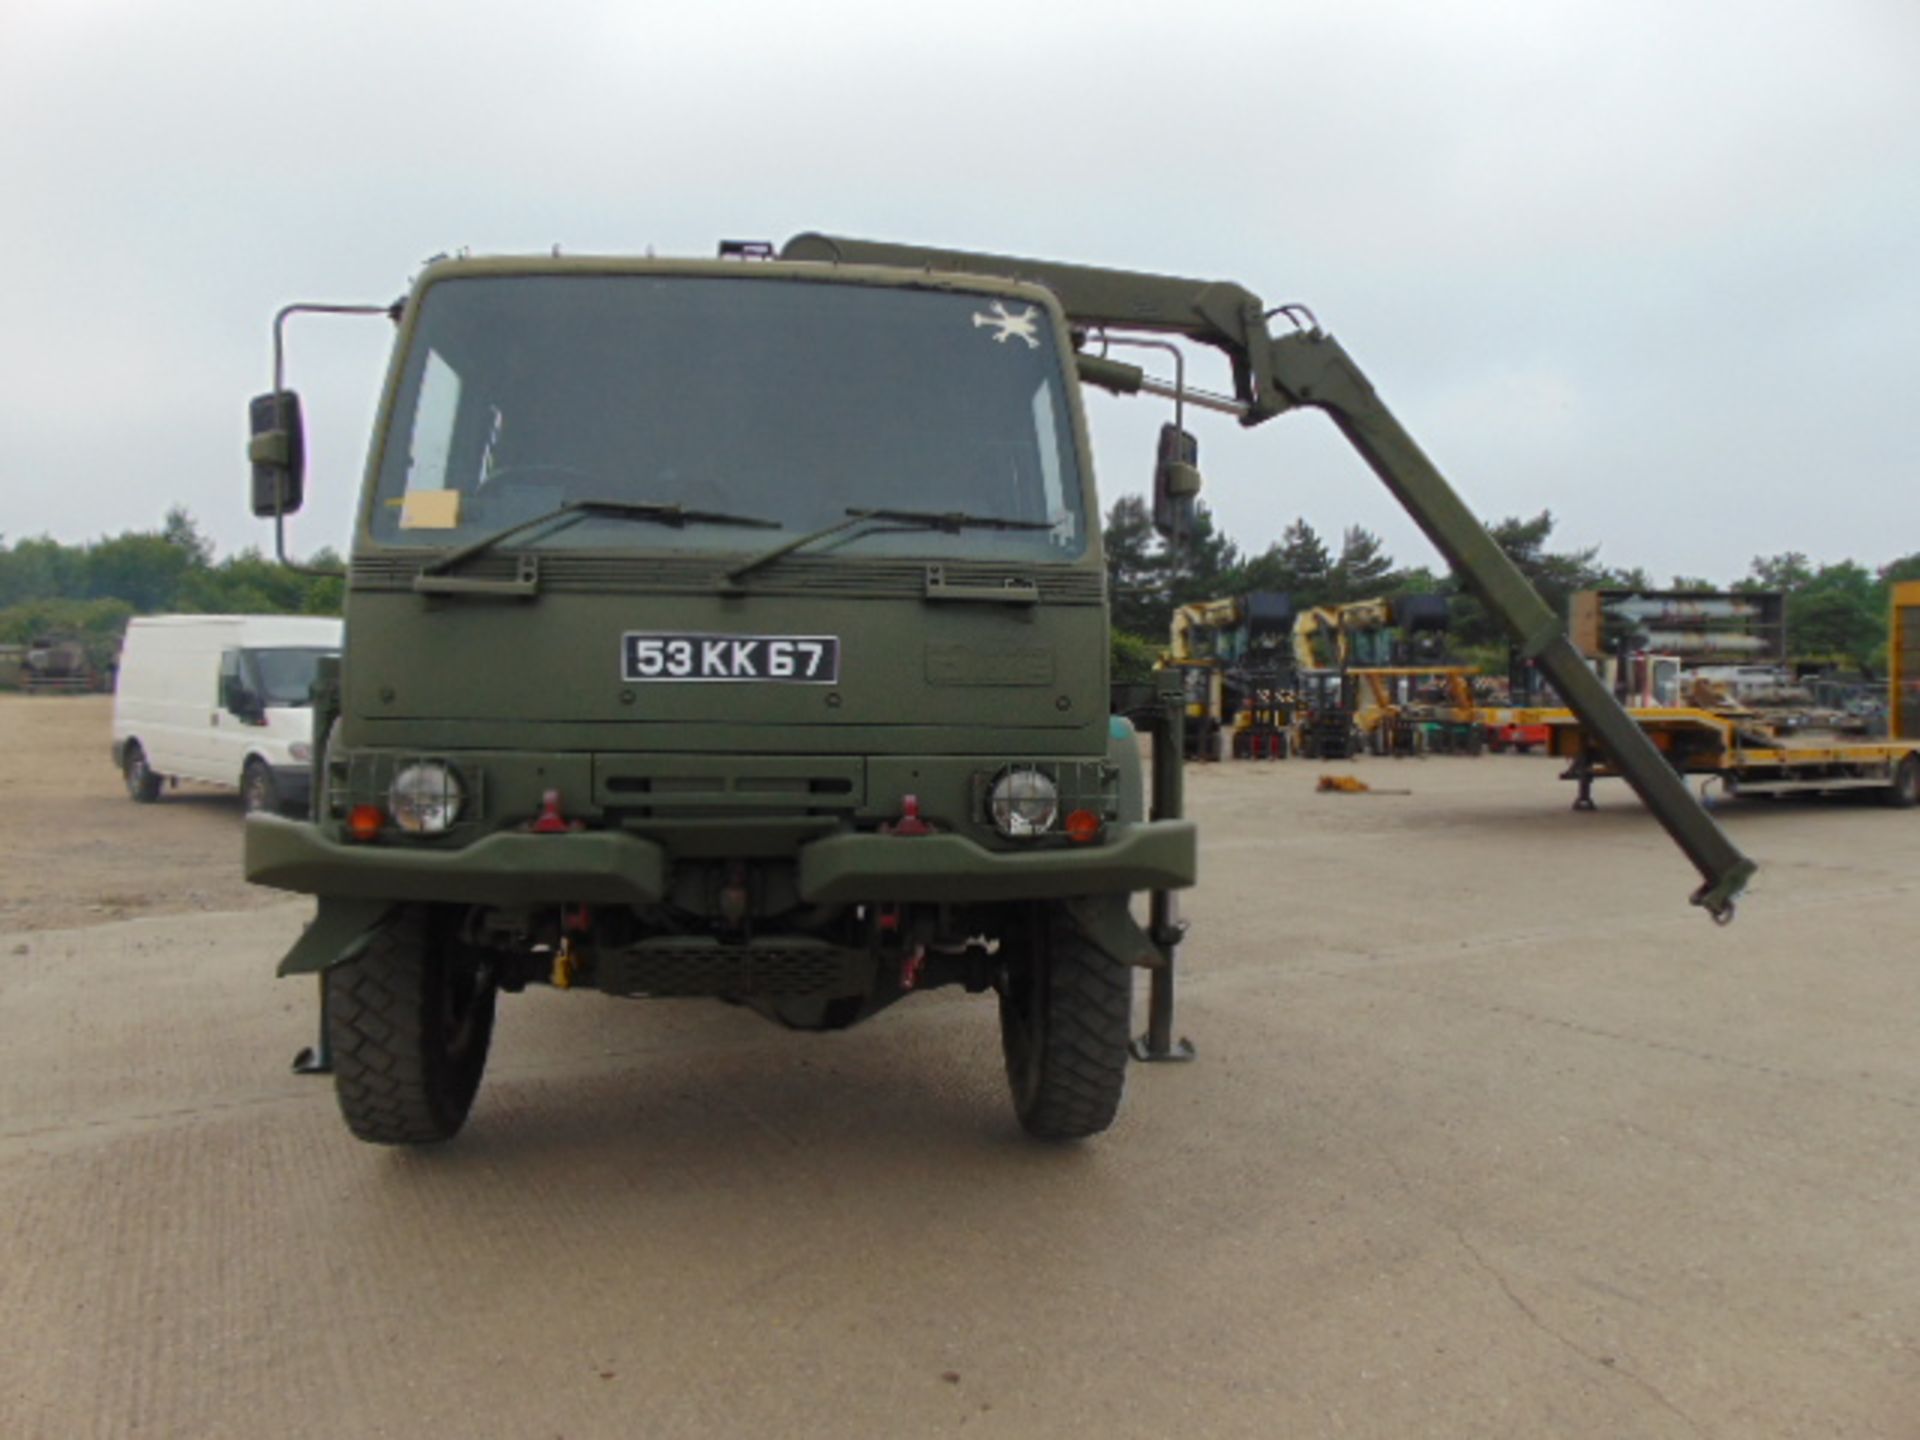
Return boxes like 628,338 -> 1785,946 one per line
313,892 -> 1141,1148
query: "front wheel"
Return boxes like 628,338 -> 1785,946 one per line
241,758 -> 280,816
325,906 -> 497,1145
998,906 -> 1131,1140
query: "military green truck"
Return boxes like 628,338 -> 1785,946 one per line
245,234 -> 1755,1147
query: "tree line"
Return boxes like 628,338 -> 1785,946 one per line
2,503 -> 1912,679
1105,497 -> 1920,676
0,509 -> 341,670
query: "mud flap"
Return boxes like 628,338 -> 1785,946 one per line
275,896 -> 401,977
1063,894 -> 1164,969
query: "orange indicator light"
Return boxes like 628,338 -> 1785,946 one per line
346,805 -> 385,842
1064,809 -> 1103,844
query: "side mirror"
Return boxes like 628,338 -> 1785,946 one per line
249,390 -> 306,518
1152,423 -> 1203,543
222,674 -> 265,721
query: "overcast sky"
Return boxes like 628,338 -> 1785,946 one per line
4,0 -> 1914,585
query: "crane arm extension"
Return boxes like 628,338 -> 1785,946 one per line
779,233 -> 1297,422
1268,330 -> 1755,919
779,232 -> 1756,918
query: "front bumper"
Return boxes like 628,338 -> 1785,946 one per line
244,813 -> 1197,906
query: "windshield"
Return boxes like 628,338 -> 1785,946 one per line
246,647 -> 333,708
369,274 -> 1087,563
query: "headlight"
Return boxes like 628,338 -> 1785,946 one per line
988,767 -> 1059,838
390,762 -> 464,834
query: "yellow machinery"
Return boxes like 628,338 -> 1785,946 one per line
1159,592 -> 1296,759
1292,594 -> 1455,759
1161,590 -> 1471,761
1353,666 -> 1483,755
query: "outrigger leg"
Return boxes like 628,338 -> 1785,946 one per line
1133,672 -> 1196,1064
1568,744 -> 1598,812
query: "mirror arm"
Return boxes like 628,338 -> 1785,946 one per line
271,302 -> 397,391
266,302 -> 395,579
273,509 -> 343,579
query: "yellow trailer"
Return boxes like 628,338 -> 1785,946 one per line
1531,707 -> 1919,808
1528,581 -> 1920,809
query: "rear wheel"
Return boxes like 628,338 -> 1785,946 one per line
325,906 -> 497,1145
123,742 -> 162,803
241,758 -> 279,816
998,906 -> 1131,1140
1887,755 -> 1919,809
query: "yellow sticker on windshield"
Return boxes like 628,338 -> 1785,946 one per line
400,489 -> 461,529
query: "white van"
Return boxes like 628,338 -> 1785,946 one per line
111,615 -> 343,815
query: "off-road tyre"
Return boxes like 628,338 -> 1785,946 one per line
1886,755 -> 1920,809
998,906 -> 1131,1140
123,742 -> 162,803
325,906 -> 497,1145
241,758 -> 280,816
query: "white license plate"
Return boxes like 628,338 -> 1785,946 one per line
620,633 -> 841,683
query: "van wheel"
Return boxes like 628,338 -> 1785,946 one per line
1887,755 -> 1919,809
241,759 -> 280,816
123,743 -> 162,803
998,905 -> 1130,1140
325,906 -> 497,1145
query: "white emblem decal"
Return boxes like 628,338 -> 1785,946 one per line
971,302 -> 1040,349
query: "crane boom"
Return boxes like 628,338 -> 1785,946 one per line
780,232 -> 1756,918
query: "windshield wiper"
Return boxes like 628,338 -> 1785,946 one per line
417,498 -> 782,580
724,507 -> 1057,585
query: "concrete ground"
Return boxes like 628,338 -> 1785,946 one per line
2,696 -> 1916,1438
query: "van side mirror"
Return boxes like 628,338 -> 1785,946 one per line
221,671 -> 264,721
249,390 -> 306,518
1152,423 -> 1203,543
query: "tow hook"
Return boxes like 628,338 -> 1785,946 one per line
881,795 -> 936,836
528,790 -> 584,833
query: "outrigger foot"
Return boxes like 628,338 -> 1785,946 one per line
1131,966 -> 1197,1063
290,975 -> 333,1075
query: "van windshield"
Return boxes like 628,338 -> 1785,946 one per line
246,647 -> 333,708
368,274 -> 1087,563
